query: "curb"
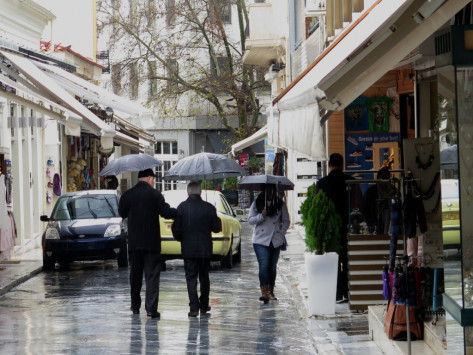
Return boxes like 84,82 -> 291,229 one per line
0,265 -> 43,297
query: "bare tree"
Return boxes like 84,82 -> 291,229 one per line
97,0 -> 269,146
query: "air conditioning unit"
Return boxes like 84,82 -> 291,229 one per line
435,25 -> 473,67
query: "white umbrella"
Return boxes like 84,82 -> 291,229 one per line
163,152 -> 248,181
99,154 -> 163,176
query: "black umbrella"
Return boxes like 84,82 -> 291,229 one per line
163,152 -> 248,181
237,174 -> 295,191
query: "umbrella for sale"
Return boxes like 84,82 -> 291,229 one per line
237,174 -> 295,191
99,154 -> 163,176
163,152 -> 248,181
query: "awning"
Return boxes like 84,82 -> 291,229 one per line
269,0 -> 469,159
270,96 -> 327,161
231,125 -> 267,155
1,50 -> 115,143
32,60 -> 150,119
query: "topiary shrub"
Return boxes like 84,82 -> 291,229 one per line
300,184 -> 341,255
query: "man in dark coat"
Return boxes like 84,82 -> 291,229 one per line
118,168 -> 177,318
315,153 -> 353,303
172,181 -> 222,317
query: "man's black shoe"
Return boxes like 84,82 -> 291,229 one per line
147,311 -> 160,318
188,311 -> 199,317
200,306 -> 211,314
131,308 -> 140,314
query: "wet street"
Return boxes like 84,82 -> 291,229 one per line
0,223 -> 316,354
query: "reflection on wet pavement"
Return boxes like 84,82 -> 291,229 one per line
0,229 -> 315,354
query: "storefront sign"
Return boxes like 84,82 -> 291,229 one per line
238,153 -> 249,167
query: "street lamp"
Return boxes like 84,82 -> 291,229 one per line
104,107 -> 114,124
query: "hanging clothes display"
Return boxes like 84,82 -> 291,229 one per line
0,175 -> 9,229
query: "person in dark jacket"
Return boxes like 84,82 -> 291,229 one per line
315,153 -> 353,304
118,168 -> 177,318
172,181 -> 222,317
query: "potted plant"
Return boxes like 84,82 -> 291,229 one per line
300,184 -> 342,315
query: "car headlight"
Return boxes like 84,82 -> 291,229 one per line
45,228 -> 60,239
104,224 -> 121,237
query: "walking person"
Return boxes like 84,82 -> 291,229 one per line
315,153 -> 354,303
171,181 -> 222,317
118,168 -> 177,318
248,185 -> 290,303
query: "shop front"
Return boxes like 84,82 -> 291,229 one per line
267,1 -> 472,353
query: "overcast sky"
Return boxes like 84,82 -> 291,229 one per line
35,0 -> 95,59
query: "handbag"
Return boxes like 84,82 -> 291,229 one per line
384,300 -> 422,340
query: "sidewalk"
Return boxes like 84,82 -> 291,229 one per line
0,247 -> 43,297
278,226 -> 382,354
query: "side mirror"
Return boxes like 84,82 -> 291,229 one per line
40,215 -> 50,222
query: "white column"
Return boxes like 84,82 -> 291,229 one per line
21,105 -> 34,244
11,103 -> 25,247
31,108 -> 44,246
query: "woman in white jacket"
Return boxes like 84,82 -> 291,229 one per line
248,186 -> 290,303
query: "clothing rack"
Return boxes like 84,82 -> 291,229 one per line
346,174 -> 425,355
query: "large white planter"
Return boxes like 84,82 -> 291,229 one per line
305,252 -> 339,315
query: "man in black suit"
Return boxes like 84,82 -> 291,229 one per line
315,153 -> 353,303
118,168 -> 177,318
172,181 -> 222,317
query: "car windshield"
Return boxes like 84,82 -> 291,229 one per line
162,190 -> 217,208
52,194 -> 119,220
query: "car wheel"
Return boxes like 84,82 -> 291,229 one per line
43,251 -> 55,270
221,235 -> 233,269
117,239 -> 128,268
233,239 -> 242,264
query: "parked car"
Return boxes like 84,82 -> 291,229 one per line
40,190 -> 128,270
233,207 -> 247,222
160,189 -> 242,269
441,179 -> 460,247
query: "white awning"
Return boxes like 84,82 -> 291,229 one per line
1,50 -> 115,138
32,60 -> 150,119
270,0 -> 469,159
231,125 -> 268,155
317,0 -> 470,112
270,97 -> 327,161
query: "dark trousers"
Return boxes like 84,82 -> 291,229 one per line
129,250 -> 162,314
183,258 -> 211,312
253,243 -> 280,287
337,237 -> 349,300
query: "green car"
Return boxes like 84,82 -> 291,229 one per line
442,179 -> 460,247
160,189 -> 242,269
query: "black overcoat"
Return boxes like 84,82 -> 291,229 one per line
118,181 -> 176,252
172,194 -> 222,258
